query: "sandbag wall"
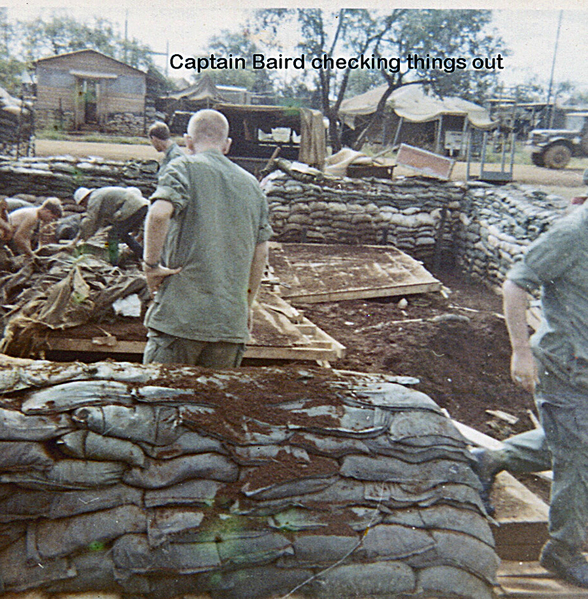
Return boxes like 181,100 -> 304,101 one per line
261,170 -> 565,286
0,156 -> 567,288
0,359 -> 498,599
0,155 -> 159,199
454,184 -> 564,288
262,170 -> 464,263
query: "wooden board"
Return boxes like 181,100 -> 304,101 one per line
269,242 -> 442,304
498,560 -> 588,597
43,290 -> 346,364
492,471 -> 549,562
395,143 -> 455,180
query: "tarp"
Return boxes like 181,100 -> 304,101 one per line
165,74 -> 229,103
339,84 -> 495,131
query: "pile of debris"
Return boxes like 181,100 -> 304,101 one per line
0,252 -> 149,358
0,358 -> 498,598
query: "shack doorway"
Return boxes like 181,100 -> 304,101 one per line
75,78 -> 100,129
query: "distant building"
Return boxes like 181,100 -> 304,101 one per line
34,49 -> 151,136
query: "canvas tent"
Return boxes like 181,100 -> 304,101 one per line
156,74 -> 229,118
339,84 -> 495,155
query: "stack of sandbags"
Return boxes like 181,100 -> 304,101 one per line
103,112 -> 145,137
0,359 -> 499,599
261,169 -> 464,262
0,155 -> 159,199
455,183 -> 564,288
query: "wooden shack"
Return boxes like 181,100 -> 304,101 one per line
34,49 -> 148,136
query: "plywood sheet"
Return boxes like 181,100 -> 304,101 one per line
269,242 -> 442,303
43,289 -> 345,363
396,143 -> 455,180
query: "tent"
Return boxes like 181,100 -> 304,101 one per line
339,84 -> 495,130
164,74 -> 229,105
339,84 -> 495,156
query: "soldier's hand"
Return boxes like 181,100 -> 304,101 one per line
144,264 -> 181,296
510,347 -> 538,393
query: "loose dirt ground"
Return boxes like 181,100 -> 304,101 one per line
299,267 -> 535,440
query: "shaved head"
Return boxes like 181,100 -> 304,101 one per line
187,110 -> 230,147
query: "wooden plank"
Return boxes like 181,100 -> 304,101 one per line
43,292 -> 346,364
44,338 -> 145,354
282,281 -> 442,304
46,335 -> 345,363
498,560 -> 588,598
492,471 -> 549,562
270,242 -> 442,304
395,143 -> 455,180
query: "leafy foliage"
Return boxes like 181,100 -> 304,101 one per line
17,12 -> 156,71
249,8 -> 506,149
204,31 -> 273,94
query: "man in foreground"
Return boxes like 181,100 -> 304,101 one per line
499,197 -> 588,587
142,109 -> 272,368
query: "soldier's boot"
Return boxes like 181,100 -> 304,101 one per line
470,447 -> 507,516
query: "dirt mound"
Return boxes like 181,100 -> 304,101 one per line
300,268 -> 536,439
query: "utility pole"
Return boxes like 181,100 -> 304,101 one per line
124,9 -> 129,64
546,10 -> 563,129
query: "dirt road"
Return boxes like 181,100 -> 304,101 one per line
35,139 -> 159,162
35,139 -> 588,200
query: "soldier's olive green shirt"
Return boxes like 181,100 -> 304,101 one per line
144,149 -> 273,343
158,142 -> 184,177
79,186 -> 149,241
506,202 -> 588,388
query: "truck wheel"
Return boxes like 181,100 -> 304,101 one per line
543,143 -> 572,169
531,152 -> 545,167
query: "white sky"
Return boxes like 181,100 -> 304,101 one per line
4,0 -> 588,95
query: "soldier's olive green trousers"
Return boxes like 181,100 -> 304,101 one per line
143,329 -> 245,369
500,369 -> 588,550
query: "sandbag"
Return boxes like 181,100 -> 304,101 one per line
0,441 -> 54,470
0,407 -> 72,441
73,404 -> 185,446
58,430 -> 146,467
123,453 -> 238,489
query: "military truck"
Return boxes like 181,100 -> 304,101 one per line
527,111 -> 588,169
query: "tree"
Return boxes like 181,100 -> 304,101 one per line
18,13 -> 156,71
251,8 -> 505,150
0,8 -> 25,94
204,30 -> 274,95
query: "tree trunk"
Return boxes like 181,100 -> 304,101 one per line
352,84 -> 397,151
